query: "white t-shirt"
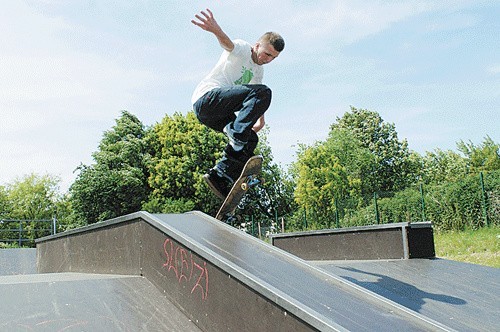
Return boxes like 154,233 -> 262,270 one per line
191,39 -> 264,105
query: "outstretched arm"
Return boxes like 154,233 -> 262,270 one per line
192,9 -> 234,52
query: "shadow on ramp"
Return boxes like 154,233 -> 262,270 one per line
315,258 -> 499,332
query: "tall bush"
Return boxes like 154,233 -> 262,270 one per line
343,170 -> 499,230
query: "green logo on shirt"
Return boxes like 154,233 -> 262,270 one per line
234,66 -> 254,85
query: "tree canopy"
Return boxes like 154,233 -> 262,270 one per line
2,173 -> 61,220
144,111 -> 225,214
4,107 -> 497,234
70,111 -> 150,223
457,135 -> 500,173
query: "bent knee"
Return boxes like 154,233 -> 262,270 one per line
257,84 -> 272,100
254,85 -> 272,109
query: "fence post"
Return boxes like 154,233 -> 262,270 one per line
18,221 -> 23,247
334,198 -> 340,228
480,172 -> 489,226
251,215 -> 255,236
326,208 -> 331,229
420,183 -> 426,222
374,192 -> 380,224
303,208 -> 308,229
52,216 -> 57,235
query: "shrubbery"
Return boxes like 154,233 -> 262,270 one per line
324,170 -> 500,231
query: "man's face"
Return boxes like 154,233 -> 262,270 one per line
253,42 -> 280,65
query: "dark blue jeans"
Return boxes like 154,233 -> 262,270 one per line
193,84 -> 271,178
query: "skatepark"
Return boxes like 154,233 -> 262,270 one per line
1,211 -> 498,331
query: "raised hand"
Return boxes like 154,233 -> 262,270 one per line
191,9 -> 222,34
191,9 -> 234,51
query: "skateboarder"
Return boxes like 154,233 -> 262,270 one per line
191,9 -> 284,199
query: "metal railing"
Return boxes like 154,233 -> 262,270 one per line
0,218 -> 57,247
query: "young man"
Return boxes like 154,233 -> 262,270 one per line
191,9 -> 285,199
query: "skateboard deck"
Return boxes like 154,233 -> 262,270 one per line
216,155 -> 263,222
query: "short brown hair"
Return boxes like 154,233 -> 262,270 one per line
259,32 -> 285,52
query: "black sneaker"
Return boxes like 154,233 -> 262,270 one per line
221,146 -> 249,181
203,168 -> 232,200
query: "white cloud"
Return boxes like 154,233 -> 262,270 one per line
0,56 -> 91,102
280,1 -> 432,45
1,4 -> 155,104
0,2 -> 159,190
488,64 -> 500,75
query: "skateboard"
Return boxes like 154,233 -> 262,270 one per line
215,155 -> 263,224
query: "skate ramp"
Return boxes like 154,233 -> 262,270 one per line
0,272 -> 202,331
315,259 -> 499,332
35,211 -> 454,331
270,222 -> 435,260
0,248 -> 37,275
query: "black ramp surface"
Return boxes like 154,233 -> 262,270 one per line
0,272 -> 202,332
151,212 -> 452,331
315,259 -> 500,332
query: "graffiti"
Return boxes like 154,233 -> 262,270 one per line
162,238 -> 209,301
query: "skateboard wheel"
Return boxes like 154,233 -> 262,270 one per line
241,182 -> 248,191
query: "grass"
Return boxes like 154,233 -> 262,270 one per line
434,226 -> 499,268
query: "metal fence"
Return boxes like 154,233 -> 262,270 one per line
250,171 -> 498,233
0,218 -> 57,247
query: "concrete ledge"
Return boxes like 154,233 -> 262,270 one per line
270,222 -> 435,261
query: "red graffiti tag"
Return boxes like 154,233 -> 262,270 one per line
162,238 -> 209,301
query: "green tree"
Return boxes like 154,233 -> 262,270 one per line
70,111 -> 150,223
5,173 -> 61,220
421,149 -> 468,184
0,185 -> 10,219
457,136 -> 500,174
144,111 -> 225,214
0,174 -> 68,243
331,107 -> 417,193
144,112 -> 296,224
293,129 -> 374,228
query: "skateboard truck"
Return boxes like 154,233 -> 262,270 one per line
222,214 -> 240,226
241,175 -> 261,191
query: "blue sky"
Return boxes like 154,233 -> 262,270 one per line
1,1 -> 498,191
